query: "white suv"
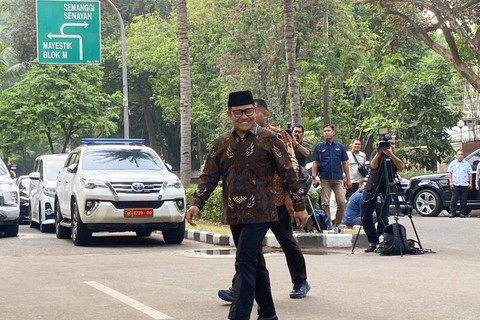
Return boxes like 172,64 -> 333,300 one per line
0,158 -> 20,237
29,154 -> 68,232
54,139 -> 186,246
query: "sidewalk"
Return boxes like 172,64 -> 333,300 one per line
184,228 -> 369,249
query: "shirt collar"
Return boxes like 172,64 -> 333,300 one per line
231,123 -> 259,137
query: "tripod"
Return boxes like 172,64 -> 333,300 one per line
352,154 -> 427,254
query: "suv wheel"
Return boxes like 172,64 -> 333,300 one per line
413,189 -> 442,217
55,200 -> 70,239
162,220 -> 185,244
71,202 -> 92,246
4,218 -> 19,237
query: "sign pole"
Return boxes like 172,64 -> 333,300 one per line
105,0 -> 129,139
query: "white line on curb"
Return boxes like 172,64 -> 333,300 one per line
85,281 -> 172,319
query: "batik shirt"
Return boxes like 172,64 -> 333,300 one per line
192,123 -> 305,225
265,124 -> 298,207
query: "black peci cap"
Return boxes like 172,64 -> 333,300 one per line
228,90 -> 254,109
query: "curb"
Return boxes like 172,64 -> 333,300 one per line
184,229 -> 369,249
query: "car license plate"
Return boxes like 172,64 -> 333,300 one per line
124,208 -> 153,218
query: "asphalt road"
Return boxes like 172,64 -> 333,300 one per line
1,213 -> 479,320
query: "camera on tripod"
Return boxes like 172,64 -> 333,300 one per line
285,121 -> 293,137
377,127 -> 392,149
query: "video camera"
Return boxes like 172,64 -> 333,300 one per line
377,127 -> 392,149
285,121 -> 293,137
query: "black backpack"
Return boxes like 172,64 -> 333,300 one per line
380,223 -> 413,255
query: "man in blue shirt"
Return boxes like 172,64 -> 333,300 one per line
448,149 -> 472,218
342,179 -> 366,227
311,124 -> 351,226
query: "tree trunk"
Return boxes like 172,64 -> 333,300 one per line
283,0 -> 302,126
322,8 -> 330,126
46,129 -> 54,154
141,99 -> 157,150
177,0 -> 192,187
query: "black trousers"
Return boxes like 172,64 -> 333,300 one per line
270,205 -> 307,286
346,183 -> 359,201
229,223 -> 275,320
449,185 -> 469,216
230,206 -> 307,287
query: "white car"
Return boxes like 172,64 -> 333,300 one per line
28,154 -> 68,232
54,139 -> 186,246
0,158 -> 20,237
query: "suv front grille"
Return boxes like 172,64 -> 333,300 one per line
110,182 -> 163,194
111,201 -> 164,209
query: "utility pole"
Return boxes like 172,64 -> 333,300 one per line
105,0 -> 129,138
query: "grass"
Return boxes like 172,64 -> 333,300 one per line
186,219 -> 232,235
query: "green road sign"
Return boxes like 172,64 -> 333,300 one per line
36,0 -> 101,64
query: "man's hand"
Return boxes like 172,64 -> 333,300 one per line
312,176 -> 320,188
293,209 -> 308,227
345,179 -> 352,189
284,194 -> 294,215
186,205 -> 199,226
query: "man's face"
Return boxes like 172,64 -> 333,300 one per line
388,138 -> 396,151
292,127 -> 303,141
323,126 -> 334,140
254,104 -> 268,127
227,104 -> 256,135
456,150 -> 465,161
352,140 -> 362,151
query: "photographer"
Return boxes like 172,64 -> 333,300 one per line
361,135 -> 404,252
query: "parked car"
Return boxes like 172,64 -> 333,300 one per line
15,175 -> 30,222
54,139 -> 186,246
0,158 -> 20,237
406,148 -> 480,217
28,154 -> 69,232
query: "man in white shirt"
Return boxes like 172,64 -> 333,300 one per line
448,149 -> 472,218
346,139 -> 367,200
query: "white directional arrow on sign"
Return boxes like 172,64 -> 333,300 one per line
47,22 -> 89,61
47,33 -> 83,60
60,21 -> 88,34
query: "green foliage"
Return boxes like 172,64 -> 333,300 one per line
0,63 -> 120,155
185,186 -> 223,223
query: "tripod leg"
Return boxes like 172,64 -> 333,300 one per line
351,224 -> 363,254
408,214 -> 423,249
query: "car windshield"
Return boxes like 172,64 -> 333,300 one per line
45,158 -> 67,181
0,159 -> 8,175
82,149 -> 164,171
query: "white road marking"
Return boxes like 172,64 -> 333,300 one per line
85,281 -> 172,319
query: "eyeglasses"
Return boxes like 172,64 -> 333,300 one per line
230,107 -> 255,118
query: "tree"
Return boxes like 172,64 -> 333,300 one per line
283,0 -> 302,126
177,0 -> 192,187
0,63 -> 120,153
356,0 -> 480,92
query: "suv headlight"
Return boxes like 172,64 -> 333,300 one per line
80,178 -> 107,189
42,186 -> 56,198
166,179 -> 183,189
0,183 -> 18,206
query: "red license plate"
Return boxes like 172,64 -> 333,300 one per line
124,208 -> 153,218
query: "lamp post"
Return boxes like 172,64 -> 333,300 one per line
457,119 -> 465,144
105,0 -> 129,139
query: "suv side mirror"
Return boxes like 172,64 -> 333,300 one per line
9,170 -> 16,179
165,163 -> 173,172
29,172 -> 41,180
67,163 -> 78,173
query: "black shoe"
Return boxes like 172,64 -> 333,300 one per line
289,281 -> 310,299
449,214 -> 458,218
364,244 -> 377,252
257,316 -> 278,320
218,288 -> 233,302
